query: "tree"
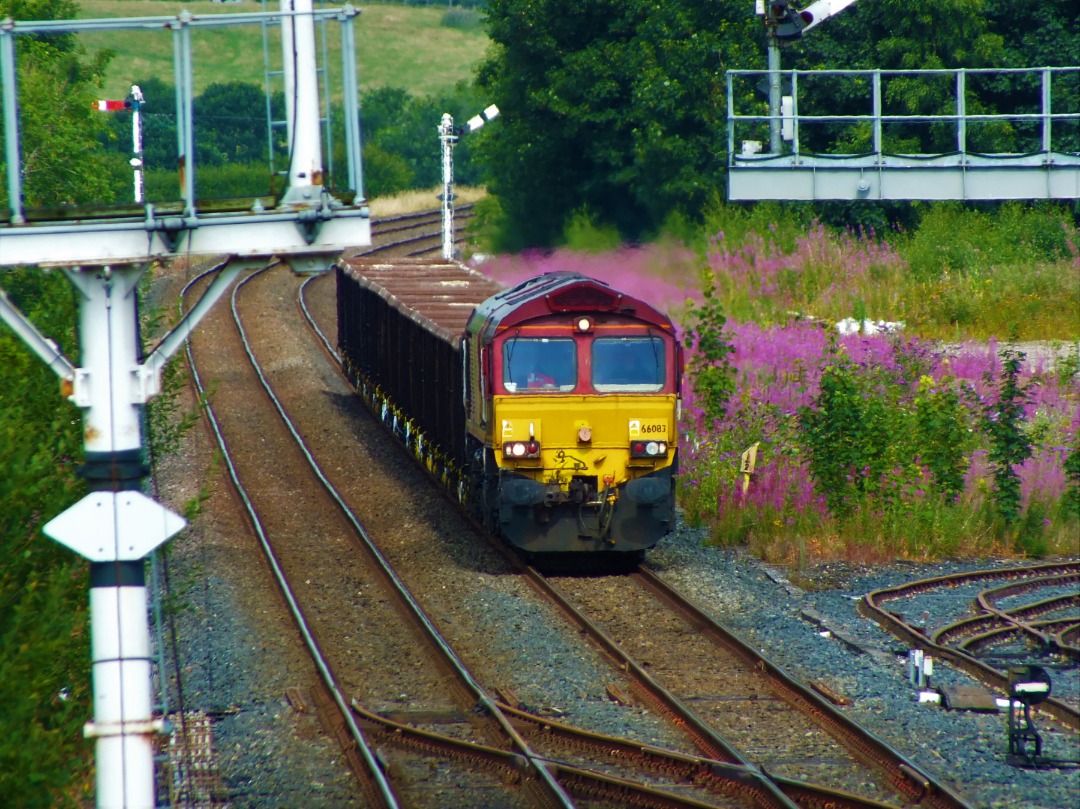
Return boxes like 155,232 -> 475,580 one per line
357,82 -> 492,197
194,81 -> 280,167
1,0 -> 116,208
476,0 -> 1074,249
476,0 -> 759,248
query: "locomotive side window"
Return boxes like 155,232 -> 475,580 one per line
503,338 -> 576,392
592,337 -> 665,392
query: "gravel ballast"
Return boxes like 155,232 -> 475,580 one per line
650,530 -> 1080,809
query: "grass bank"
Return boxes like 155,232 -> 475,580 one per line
75,0 -> 489,100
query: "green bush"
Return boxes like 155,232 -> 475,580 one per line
561,208 -> 623,253
902,202 -> 1074,280
0,270 -> 92,807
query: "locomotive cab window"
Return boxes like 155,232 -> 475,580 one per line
592,337 -> 665,392
503,337 -> 576,392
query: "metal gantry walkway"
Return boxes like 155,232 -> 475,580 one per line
0,4 -> 369,266
726,66 -> 1080,201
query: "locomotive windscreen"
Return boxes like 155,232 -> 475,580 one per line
592,337 -> 665,392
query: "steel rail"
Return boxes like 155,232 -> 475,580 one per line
300,266 -> 959,807
296,273 -> 804,809
260,259 -> 822,808
227,265 -> 578,808
934,587 -> 1080,660
859,563 -> 1080,730
959,617 -> 1080,657
179,263 -> 402,809
495,703 -> 903,809
297,263 -> 966,809
352,699 -> 819,809
975,574 -> 1080,660
632,566 -> 976,809
373,203 -> 475,234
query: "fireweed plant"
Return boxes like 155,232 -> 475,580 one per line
479,211 -> 1080,562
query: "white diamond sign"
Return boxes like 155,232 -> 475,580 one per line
44,491 -> 186,561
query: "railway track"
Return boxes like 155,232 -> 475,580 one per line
524,566 -> 973,808
367,204 -> 475,256
859,563 -> 1080,730
163,213 -> 1074,806
183,260 -> 801,807
295,257 -> 978,806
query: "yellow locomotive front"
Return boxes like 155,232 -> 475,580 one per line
463,273 -> 681,556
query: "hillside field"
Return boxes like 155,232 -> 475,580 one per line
75,0 -> 490,100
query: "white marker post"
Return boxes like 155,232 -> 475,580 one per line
41,263 -> 188,808
439,104 -> 498,259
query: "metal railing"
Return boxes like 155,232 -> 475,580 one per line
725,65 -> 1080,200
0,6 -> 364,236
727,65 -> 1079,163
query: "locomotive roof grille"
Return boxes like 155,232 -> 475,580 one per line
546,285 -> 622,312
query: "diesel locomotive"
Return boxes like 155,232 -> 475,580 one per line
335,256 -> 682,557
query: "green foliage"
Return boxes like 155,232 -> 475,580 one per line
474,0 -> 1079,249
79,1 -> 489,101
1062,438 -> 1080,522
143,328 -> 201,463
798,338 -> 976,520
193,82 -> 281,167
358,83 -> 490,195
0,557 -> 92,808
914,376 -> 974,501
700,198 -> 813,256
561,208 -> 622,253
0,14 -> 116,209
982,346 -> 1033,526
361,143 -> 416,200
463,194 -> 507,254
0,269 -> 92,807
798,347 -> 883,516
477,0 -> 757,248
683,270 -> 736,425
902,203 -> 1075,280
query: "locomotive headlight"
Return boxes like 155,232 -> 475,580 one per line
575,317 -> 593,333
504,440 -> 541,459
630,439 -> 668,459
